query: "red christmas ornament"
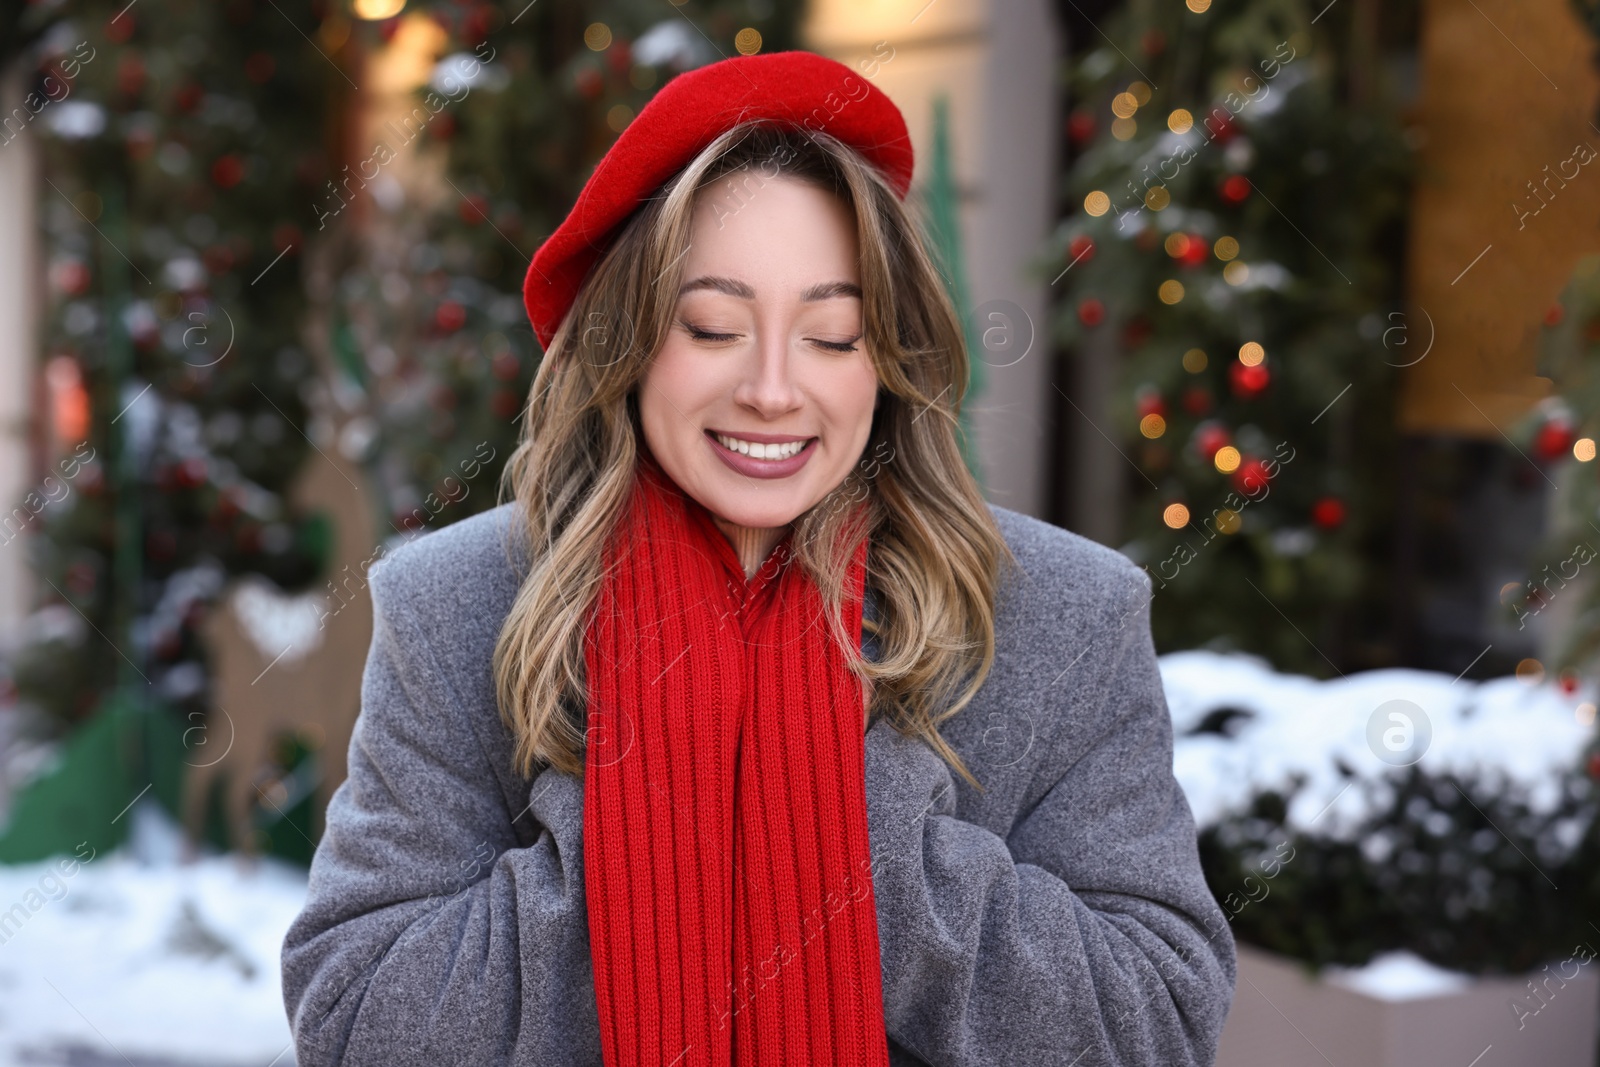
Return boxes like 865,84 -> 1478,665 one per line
211,154 -> 246,189
65,561 -> 96,598
1545,303 -> 1565,327
492,351 -> 521,381
117,54 -> 146,97
1182,385 -> 1212,416
576,66 -> 604,100
607,39 -> 633,77
1558,671 -> 1580,695
1121,317 -> 1153,350
1135,385 -> 1165,419
54,260 -> 91,296
491,389 -> 522,420
203,243 -> 236,274
1206,109 -> 1238,144
459,194 -> 489,224
1068,234 -> 1095,264
463,4 -> 494,45
1194,421 -> 1230,460
107,12 -> 135,44
1178,234 -> 1210,267
1229,359 -> 1270,399
245,52 -> 276,84
1067,109 -> 1097,146
1077,298 -> 1106,327
1534,419 -> 1573,460
1231,457 -> 1270,496
435,301 -> 467,333
1310,496 -> 1346,529
177,457 -> 208,489
175,83 -> 205,113
1219,175 -> 1251,204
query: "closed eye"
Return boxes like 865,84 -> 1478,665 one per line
813,337 -> 862,353
684,324 -> 738,344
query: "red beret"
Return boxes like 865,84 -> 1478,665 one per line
522,49 -> 915,352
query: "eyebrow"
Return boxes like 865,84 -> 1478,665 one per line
677,275 -> 862,302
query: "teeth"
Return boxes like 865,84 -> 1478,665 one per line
714,433 -> 809,460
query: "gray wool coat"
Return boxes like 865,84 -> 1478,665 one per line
280,499 -> 1237,1066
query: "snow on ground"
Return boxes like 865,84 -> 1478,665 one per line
0,799 -> 306,1067
1163,650 -> 1597,838
1322,950 -> 1476,1002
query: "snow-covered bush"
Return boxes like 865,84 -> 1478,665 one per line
1165,651 -> 1600,973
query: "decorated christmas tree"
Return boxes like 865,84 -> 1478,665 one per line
1047,0 -> 1417,676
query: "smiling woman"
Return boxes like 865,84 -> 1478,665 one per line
281,50 -> 1235,1067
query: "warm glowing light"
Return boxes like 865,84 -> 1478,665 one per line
1215,509 -> 1241,534
1164,233 -> 1191,258
1214,236 -> 1239,260
1213,446 -> 1241,473
585,22 -> 613,50
1168,109 -> 1193,134
1183,348 -> 1208,373
1112,117 -> 1138,140
1576,437 -> 1596,462
1141,414 -> 1167,439
1578,702 -> 1597,725
1223,261 -> 1249,285
1112,92 -> 1139,119
1158,279 -> 1185,304
1187,0 -> 1212,11
1163,503 -> 1190,528
1516,658 -> 1545,684
353,0 -> 405,18
735,27 -> 762,54
1238,342 -> 1265,366
1145,185 -> 1170,210
1084,191 -> 1111,216
1129,82 -> 1152,106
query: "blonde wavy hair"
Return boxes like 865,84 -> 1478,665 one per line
492,121 -> 1018,791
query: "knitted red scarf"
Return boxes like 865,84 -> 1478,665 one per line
582,449 -> 890,1066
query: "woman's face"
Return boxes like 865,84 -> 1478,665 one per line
637,175 -> 879,530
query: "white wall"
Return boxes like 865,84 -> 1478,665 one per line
0,63 -> 41,651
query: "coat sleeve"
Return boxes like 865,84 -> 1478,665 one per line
862,574 -> 1236,1067
279,559 -> 602,1066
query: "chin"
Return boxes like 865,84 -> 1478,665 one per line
708,497 -> 804,529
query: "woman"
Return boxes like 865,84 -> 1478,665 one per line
281,50 -> 1235,1067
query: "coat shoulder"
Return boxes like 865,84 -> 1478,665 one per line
367,501 -> 528,620
984,502 -> 1151,617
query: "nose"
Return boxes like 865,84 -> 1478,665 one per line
730,325 -> 804,418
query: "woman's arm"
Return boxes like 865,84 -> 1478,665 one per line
280,561 -> 601,1066
862,575 -> 1236,1067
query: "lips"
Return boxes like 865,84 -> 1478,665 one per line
705,429 -> 818,479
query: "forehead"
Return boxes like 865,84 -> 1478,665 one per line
681,176 -> 861,292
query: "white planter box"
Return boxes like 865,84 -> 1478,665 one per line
1216,943 -> 1600,1067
